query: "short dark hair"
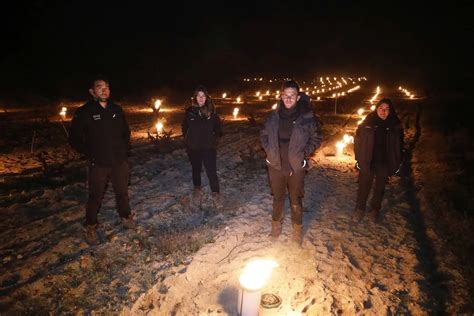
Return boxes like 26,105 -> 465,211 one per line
281,80 -> 300,92
90,75 -> 109,88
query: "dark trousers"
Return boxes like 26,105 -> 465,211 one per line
267,167 -> 305,225
85,161 -> 131,225
187,148 -> 220,193
355,164 -> 389,212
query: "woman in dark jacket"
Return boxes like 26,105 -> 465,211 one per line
182,85 -> 222,210
353,98 -> 404,222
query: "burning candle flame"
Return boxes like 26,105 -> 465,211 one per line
239,259 -> 278,291
233,107 -> 239,119
154,99 -> 161,110
272,103 -> 278,110
59,107 -> 67,118
155,122 -> 163,134
222,93 -> 227,98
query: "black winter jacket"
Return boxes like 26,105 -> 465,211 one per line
181,106 -> 222,150
354,112 -> 404,175
260,100 -> 323,172
69,100 -> 131,166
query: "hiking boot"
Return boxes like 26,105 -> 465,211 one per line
352,208 -> 365,223
122,213 -> 137,230
85,224 -> 99,245
368,208 -> 380,223
269,220 -> 282,239
291,223 -> 303,247
212,192 -> 224,210
191,187 -> 203,210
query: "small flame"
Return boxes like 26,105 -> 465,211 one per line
272,103 -> 278,110
222,93 -> 227,98
239,259 -> 278,291
236,97 -> 241,103
370,105 -> 376,111
357,108 -> 364,116
256,91 -> 260,97
233,107 -> 239,119
258,96 -> 263,100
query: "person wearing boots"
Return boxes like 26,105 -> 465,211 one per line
352,98 -> 404,223
69,76 -> 136,245
260,80 -> 322,246
182,85 -> 223,210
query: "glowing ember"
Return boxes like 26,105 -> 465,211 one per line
239,259 -> 278,291
233,107 -> 239,119
154,99 -> 162,110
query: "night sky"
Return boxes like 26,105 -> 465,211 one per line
1,1 -> 472,103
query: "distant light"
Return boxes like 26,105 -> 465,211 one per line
154,99 -> 161,110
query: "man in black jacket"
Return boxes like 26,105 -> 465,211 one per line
69,77 -> 135,245
260,80 -> 323,246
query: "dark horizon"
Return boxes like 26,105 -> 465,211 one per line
1,1 -> 472,104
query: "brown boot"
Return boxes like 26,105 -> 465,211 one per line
269,220 -> 282,239
85,224 -> 99,245
212,192 -> 223,210
191,187 -> 203,210
122,213 -> 137,230
292,224 -> 303,247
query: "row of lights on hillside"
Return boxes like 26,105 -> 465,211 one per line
399,86 -> 415,99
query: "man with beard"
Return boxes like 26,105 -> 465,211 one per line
260,80 -> 323,247
69,77 -> 136,245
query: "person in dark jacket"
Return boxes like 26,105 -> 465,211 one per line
182,85 -> 222,210
260,80 -> 323,246
352,98 -> 404,223
69,77 -> 136,245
